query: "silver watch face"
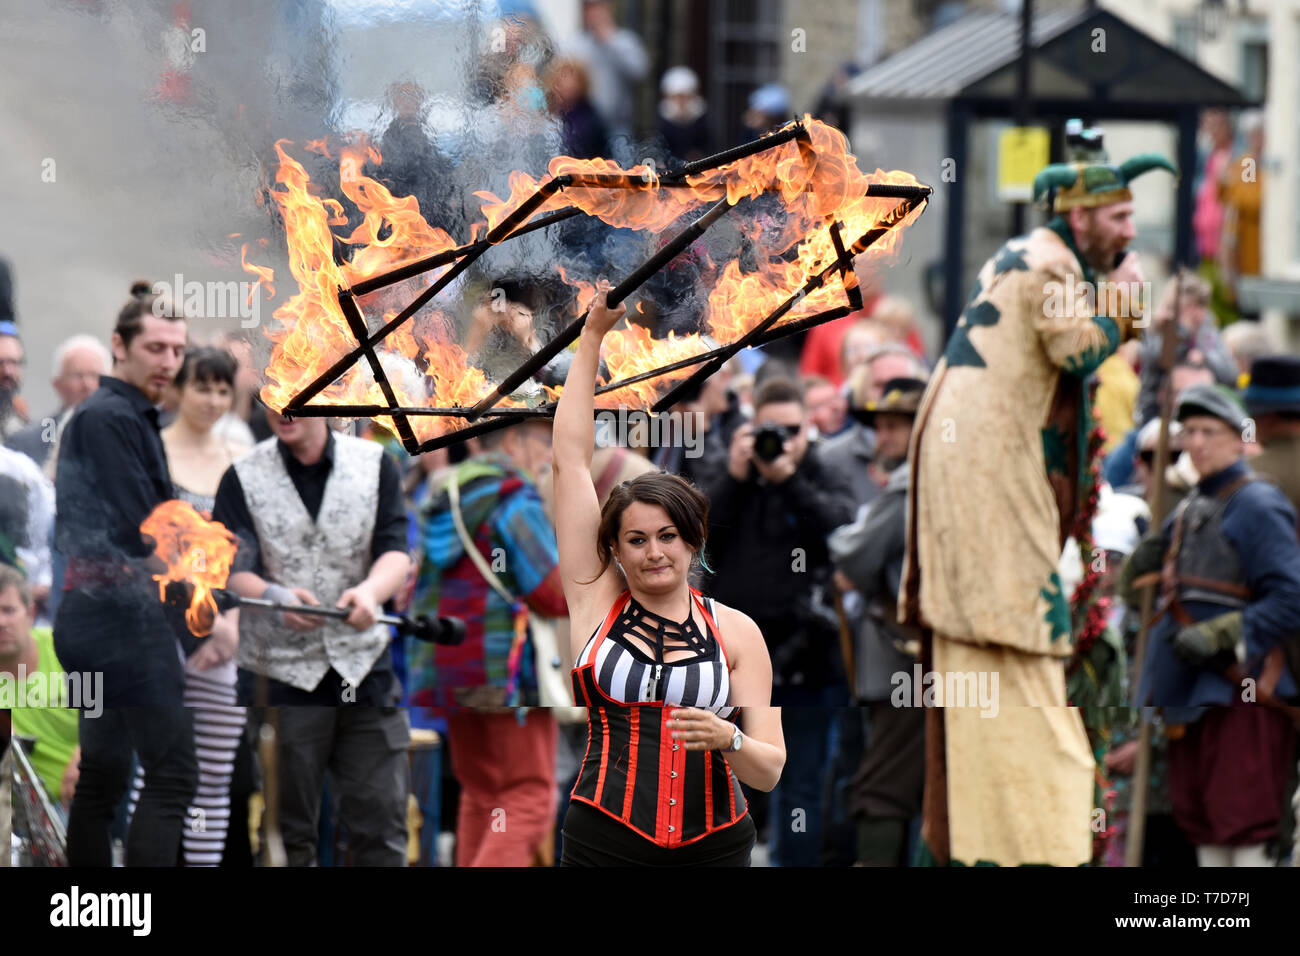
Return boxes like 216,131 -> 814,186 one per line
731,729 -> 743,752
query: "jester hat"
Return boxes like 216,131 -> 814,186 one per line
1033,153 -> 1177,212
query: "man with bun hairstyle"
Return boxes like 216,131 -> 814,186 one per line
54,281 -> 196,866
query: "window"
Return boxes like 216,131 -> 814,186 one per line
1171,14 -> 1199,63
707,0 -> 784,147
1241,39 -> 1267,102
1238,17 -> 1268,103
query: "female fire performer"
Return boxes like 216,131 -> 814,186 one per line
553,291 -> 785,866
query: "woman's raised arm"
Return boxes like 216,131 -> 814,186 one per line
552,292 -> 626,632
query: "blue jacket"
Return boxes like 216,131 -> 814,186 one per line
1139,459 -> 1300,712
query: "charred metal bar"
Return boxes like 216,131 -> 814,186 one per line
828,221 -> 863,311
565,172 -> 661,188
751,304 -> 854,347
860,183 -> 931,200
291,246 -> 483,412
285,404 -> 547,418
609,198 -> 732,307
239,596 -> 404,625
656,122 -> 806,183
338,289 -> 420,454
484,175 -> 572,245
415,413 -> 518,453
343,128 -> 840,301
294,176 -> 578,426
462,195 -> 734,422
349,206 -> 583,296
236,596 -> 465,644
290,207 -> 582,412
589,305 -> 856,402
651,192 -> 928,413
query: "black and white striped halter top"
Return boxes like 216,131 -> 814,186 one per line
575,588 -> 736,718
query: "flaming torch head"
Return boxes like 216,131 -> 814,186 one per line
140,500 -> 239,637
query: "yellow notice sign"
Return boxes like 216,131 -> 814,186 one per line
997,126 -> 1050,202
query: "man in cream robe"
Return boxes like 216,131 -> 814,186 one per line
900,153 -> 1174,865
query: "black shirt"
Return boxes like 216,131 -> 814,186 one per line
699,445 -> 857,686
701,445 -> 857,619
212,430 -> 409,577
54,376 -> 172,566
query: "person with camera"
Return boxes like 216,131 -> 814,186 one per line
701,375 -> 856,866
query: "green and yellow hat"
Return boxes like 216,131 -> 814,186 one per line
1033,153 -> 1177,212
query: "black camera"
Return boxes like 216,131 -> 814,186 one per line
752,424 -> 797,463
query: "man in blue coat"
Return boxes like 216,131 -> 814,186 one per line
1124,383 -> 1300,866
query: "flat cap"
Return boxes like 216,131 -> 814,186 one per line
1175,383 -> 1247,432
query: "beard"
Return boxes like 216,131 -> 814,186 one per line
1074,217 -> 1125,272
874,452 -> 906,473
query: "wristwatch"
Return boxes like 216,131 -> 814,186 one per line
724,728 -> 743,753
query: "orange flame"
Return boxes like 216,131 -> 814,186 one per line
249,117 -> 926,439
240,241 -> 276,304
140,501 -> 239,637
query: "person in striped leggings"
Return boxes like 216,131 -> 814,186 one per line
552,292 -> 786,866
130,347 -> 248,865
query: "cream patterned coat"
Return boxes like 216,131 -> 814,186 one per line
900,219 -> 1136,657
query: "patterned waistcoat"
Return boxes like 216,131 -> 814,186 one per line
234,435 -> 387,692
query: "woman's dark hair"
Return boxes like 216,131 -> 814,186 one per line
175,346 -> 238,389
114,280 -> 182,349
587,472 -> 711,583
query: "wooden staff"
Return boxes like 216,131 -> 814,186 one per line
1124,269 -> 1182,867
832,588 -> 857,701
254,632 -> 287,868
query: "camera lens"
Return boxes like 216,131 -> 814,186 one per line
753,427 -> 785,462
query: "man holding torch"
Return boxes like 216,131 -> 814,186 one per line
900,145 -> 1175,866
212,406 -> 413,866
53,283 -> 197,866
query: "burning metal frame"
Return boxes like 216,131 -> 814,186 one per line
280,122 -> 931,453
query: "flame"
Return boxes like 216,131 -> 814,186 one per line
252,138 -> 505,444
599,324 -> 708,408
140,501 -> 239,637
249,117 -> 926,441
556,265 -> 599,316
240,241 -> 275,303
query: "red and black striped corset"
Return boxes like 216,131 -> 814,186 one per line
569,589 -> 748,848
